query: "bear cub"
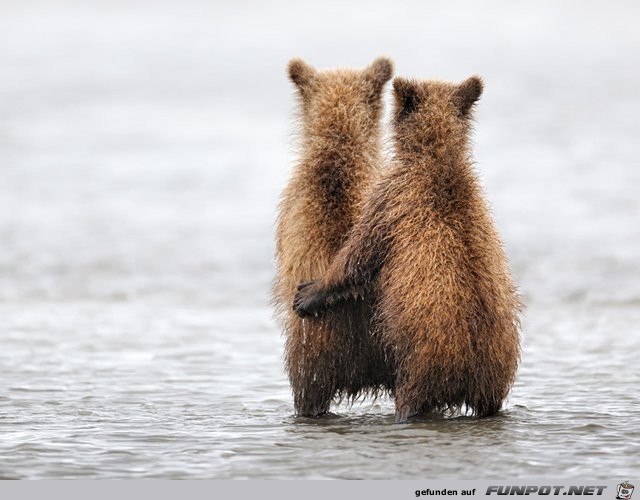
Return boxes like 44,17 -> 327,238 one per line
273,57 -> 395,417
294,76 -> 521,422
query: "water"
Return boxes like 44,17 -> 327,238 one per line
1,0 -> 639,479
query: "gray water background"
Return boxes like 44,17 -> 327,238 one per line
0,0 -> 639,479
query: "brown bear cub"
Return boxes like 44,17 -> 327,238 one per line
273,57 -> 394,417
294,76 -> 521,422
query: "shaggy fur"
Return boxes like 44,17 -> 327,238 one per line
273,57 -> 394,416
294,76 -> 521,422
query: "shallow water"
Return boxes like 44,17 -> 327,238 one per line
1,0 -> 639,479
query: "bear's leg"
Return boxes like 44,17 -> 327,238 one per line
394,401 -> 419,423
392,358 -> 441,422
470,395 -> 502,418
286,316 -> 345,417
395,394 -> 437,422
292,381 -> 333,417
289,349 -> 338,417
393,382 -> 422,423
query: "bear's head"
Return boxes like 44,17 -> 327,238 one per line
392,76 -> 483,157
287,57 -> 394,143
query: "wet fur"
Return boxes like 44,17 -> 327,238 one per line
294,76 -> 521,422
273,57 -> 394,416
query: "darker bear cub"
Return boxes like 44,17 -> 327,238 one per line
273,57 -> 394,416
294,75 -> 521,422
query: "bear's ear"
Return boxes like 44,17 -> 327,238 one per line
455,76 -> 483,117
393,77 -> 420,119
363,57 -> 394,94
287,58 -> 317,92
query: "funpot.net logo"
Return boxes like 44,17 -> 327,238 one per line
485,485 -> 607,496
617,482 -> 634,500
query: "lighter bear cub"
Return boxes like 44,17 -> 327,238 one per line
294,76 -> 521,422
273,57 -> 395,416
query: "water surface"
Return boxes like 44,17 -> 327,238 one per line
0,0 -> 639,479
